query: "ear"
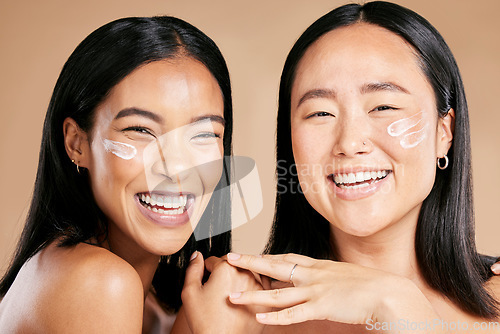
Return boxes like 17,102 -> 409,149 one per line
436,108 -> 455,157
63,117 -> 91,169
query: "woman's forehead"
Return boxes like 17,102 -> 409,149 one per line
291,23 -> 431,102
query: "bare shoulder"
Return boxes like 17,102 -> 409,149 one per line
41,242 -> 144,332
1,241 -> 143,333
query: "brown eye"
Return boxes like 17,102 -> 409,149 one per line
371,105 -> 398,112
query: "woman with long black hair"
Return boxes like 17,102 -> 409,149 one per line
0,16 -> 261,333
225,2 -> 500,332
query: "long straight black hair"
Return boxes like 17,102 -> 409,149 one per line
266,1 -> 498,318
0,16 -> 232,311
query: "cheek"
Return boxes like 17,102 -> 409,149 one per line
89,142 -> 144,196
197,159 -> 223,194
291,124 -> 329,165
189,142 -> 224,192
292,124 -> 331,195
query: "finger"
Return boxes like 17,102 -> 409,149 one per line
255,304 -> 314,325
261,253 -> 316,267
261,275 -> 272,290
227,253 -> 305,284
492,262 -> 500,275
270,280 -> 293,290
249,271 -> 264,286
229,287 -> 309,308
183,251 -> 204,289
204,256 -> 224,273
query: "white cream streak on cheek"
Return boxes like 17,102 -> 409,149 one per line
387,111 -> 427,149
399,124 -> 428,149
103,139 -> 137,160
387,111 -> 423,136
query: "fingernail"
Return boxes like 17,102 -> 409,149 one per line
227,253 -> 241,261
256,313 -> 267,319
230,292 -> 242,299
492,263 -> 500,274
190,251 -> 198,261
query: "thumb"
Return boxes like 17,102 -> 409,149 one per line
184,251 -> 205,289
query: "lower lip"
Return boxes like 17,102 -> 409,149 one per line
329,172 -> 392,201
135,195 -> 195,228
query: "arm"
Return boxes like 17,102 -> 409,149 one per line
170,307 -> 193,334
180,252 -> 268,334
226,253 -> 445,333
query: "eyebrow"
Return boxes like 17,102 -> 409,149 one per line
360,82 -> 410,95
114,107 -> 225,127
296,82 -> 410,108
297,89 -> 336,107
114,107 -> 163,123
190,115 -> 226,126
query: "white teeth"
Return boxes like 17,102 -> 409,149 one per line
355,172 -> 364,182
140,193 -> 189,215
333,170 -> 389,187
140,194 -> 188,208
339,182 -> 370,189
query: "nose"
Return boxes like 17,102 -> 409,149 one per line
332,113 -> 372,157
150,138 -> 191,183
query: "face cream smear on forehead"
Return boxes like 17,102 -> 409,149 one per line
103,139 -> 137,160
387,111 -> 427,149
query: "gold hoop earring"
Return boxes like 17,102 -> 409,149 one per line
437,155 -> 449,170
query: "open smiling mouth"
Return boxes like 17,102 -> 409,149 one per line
329,170 -> 392,189
136,192 -> 195,215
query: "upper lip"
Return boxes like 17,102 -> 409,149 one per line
328,167 -> 392,176
137,191 -> 194,197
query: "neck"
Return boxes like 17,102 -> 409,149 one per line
105,232 -> 160,298
330,205 -> 428,290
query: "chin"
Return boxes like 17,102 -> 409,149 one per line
331,219 -> 388,238
146,230 -> 195,256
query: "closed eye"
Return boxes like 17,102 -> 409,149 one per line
192,132 -> 221,139
122,126 -> 156,137
306,111 -> 334,119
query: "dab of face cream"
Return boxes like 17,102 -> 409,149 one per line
103,139 -> 137,160
387,112 -> 427,149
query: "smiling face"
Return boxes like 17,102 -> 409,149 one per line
78,59 -> 225,256
290,23 -> 453,238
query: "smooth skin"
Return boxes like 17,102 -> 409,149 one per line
0,58 -> 243,333
225,23 -> 500,333
177,252 -> 268,334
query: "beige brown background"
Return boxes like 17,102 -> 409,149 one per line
1,0 -> 499,275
